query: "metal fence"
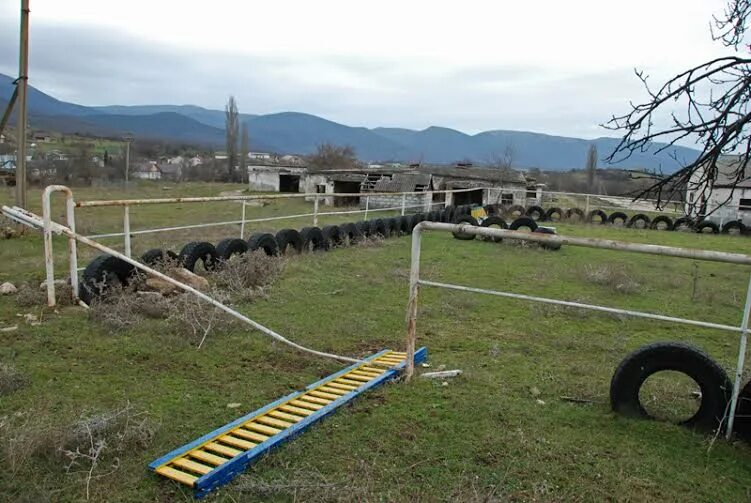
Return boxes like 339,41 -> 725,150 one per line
403,221 -> 751,438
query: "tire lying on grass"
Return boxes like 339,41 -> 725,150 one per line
480,215 -> 507,242
545,207 -> 564,221
565,207 -> 585,222
525,205 -> 546,221
386,216 -> 404,235
140,248 -> 178,267
275,229 -> 303,254
696,220 -> 720,234
451,214 -> 479,240
248,232 -> 280,256
508,216 -> 538,232
368,218 -> 388,238
588,209 -> 608,224
339,222 -> 364,244
397,215 -> 413,235
321,225 -> 344,248
610,342 -> 731,433
721,220 -> 746,235
607,211 -> 628,226
628,213 -> 651,229
178,241 -> 218,272
533,226 -> 561,250
215,238 -> 249,261
650,215 -> 674,231
673,216 -> 695,232
299,226 -> 327,252
79,254 -> 137,304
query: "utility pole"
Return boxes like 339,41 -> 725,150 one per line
16,0 -> 30,210
123,134 -> 133,186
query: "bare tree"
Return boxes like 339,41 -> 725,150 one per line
489,143 -> 515,171
307,143 -> 358,171
240,122 -> 249,184
605,0 -> 751,213
225,96 -> 239,182
585,144 -> 598,193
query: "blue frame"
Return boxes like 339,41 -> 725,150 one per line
149,347 -> 428,499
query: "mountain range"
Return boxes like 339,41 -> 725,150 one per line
0,73 -> 698,172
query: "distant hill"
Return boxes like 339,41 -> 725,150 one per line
0,72 -> 699,171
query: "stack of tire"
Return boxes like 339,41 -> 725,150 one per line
450,205 -> 561,251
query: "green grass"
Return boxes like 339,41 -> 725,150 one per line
2,183 -> 751,501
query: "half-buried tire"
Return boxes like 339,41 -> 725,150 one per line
299,227 -> 327,252
588,209 -> 608,224
80,254 -> 137,304
627,213 -> 651,229
480,215 -> 507,242
355,220 -> 371,238
216,238 -> 249,261
368,218 -> 388,238
696,220 -> 720,234
506,204 -> 526,219
673,216 -> 695,232
178,241 -> 218,272
509,216 -> 538,232
608,211 -> 628,226
248,232 -> 280,256
141,248 -> 178,267
610,342 -> 731,433
533,226 -> 561,250
526,205 -> 546,221
321,225 -> 344,248
565,208 -> 585,222
545,207 -> 564,222
650,215 -> 674,231
722,220 -> 746,235
275,229 -> 303,254
452,214 -> 479,240
339,222 -> 363,244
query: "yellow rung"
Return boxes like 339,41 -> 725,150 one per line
318,386 -> 348,395
298,395 -> 332,406
233,428 -> 269,443
290,399 -> 322,410
204,442 -> 242,458
268,410 -> 306,422
350,370 -> 380,379
245,422 -> 282,436
336,378 -> 363,387
342,374 -> 371,382
172,458 -> 213,475
309,390 -> 341,400
156,466 -> 198,487
326,382 -> 357,392
190,450 -> 228,466
360,366 -> 386,373
219,435 -> 255,450
279,404 -> 314,416
255,416 -> 294,429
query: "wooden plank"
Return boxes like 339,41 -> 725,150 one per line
289,399 -> 322,411
297,395 -> 332,406
326,382 -> 356,392
342,374 -> 371,382
204,442 -> 242,458
309,390 -> 341,400
219,435 -> 255,450
172,458 -> 213,475
244,422 -> 282,436
233,428 -> 269,443
189,450 -> 228,466
279,404 -> 314,416
336,378 -> 363,387
255,416 -> 294,429
318,386 -> 347,395
155,466 -> 198,487
268,410 -> 306,422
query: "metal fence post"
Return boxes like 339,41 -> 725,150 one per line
42,190 -> 56,307
313,195 -> 319,226
405,223 -> 423,381
66,195 -> 79,299
123,205 -> 132,258
401,194 -> 407,216
240,201 -> 246,239
585,194 -> 590,216
364,195 -> 370,220
727,272 -> 751,438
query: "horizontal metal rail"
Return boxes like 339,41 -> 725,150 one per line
404,220 -> 751,439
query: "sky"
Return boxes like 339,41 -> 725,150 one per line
0,0 -> 734,139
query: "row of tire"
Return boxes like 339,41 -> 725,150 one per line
79,205 -> 483,303
611,341 -> 751,442
488,203 -> 748,235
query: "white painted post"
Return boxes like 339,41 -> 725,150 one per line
727,272 -> 751,438
401,193 -> 407,216
364,195 -> 370,220
42,191 -> 56,307
240,201 -> 246,239
585,195 -> 590,216
123,205 -> 132,258
313,194 -> 319,226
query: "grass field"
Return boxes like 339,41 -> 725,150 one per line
2,182 -> 751,502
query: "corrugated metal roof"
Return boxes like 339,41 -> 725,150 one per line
713,158 -> 751,189
373,173 -> 432,192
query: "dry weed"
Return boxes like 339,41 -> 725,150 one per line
582,264 -> 641,294
0,363 -> 28,396
16,281 -> 76,308
209,250 -> 285,303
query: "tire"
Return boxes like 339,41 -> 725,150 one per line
140,248 -> 178,267
457,205 -> 472,216
506,204 -> 526,219
321,225 -> 344,247
80,254 -> 136,304
650,215 -> 674,231
215,238 -> 249,261
526,205 -> 546,221
721,220 -> 746,235
299,227 -> 327,252
442,206 -> 456,223
509,216 -> 538,232
368,218 -> 388,238
545,207 -> 564,222
628,213 -> 651,229
247,232 -> 280,256
452,214 -> 478,240
178,241 -> 218,272
386,217 -> 403,235
566,208 -> 585,222
588,209 -> 608,224
673,216 -> 694,232
608,211 -> 628,226
610,342 -> 731,432
696,220 -> 720,234
339,222 -> 364,244
398,216 -> 413,234
533,226 -> 561,250
355,220 -> 371,237
480,215 -> 507,242
408,213 -> 423,231
483,204 -> 498,216
732,379 -> 751,442
427,210 -> 442,222
275,229 -> 303,254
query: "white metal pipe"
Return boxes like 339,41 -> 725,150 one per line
726,272 -> 751,438
419,280 -> 743,333
313,194 -> 319,226
401,194 -> 407,216
405,221 -> 423,381
240,201 -> 246,239
123,205 -> 132,258
66,195 -> 79,298
42,188 -> 56,307
364,195 -> 370,220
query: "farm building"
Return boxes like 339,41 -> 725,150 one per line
686,158 -> 751,225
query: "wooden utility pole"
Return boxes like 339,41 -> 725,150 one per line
16,0 -> 30,210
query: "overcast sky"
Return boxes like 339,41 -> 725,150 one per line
0,0 -> 733,139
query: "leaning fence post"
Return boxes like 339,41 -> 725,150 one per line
123,205 -> 132,258
313,195 -> 319,226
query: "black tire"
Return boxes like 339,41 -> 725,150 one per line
355,220 -> 371,237
628,213 -> 651,229
178,241 -> 218,272
321,225 -> 344,247
506,204 -> 526,219
456,205 -> 472,216
368,218 -> 388,238
427,210 -> 442,222
275,229 -> 303,254
339,222 -> 363,244
299,227 -> 327,252
398,216 -> 413,234
533,226 -> 561,250
721,220 -> 746,235
408,213 -> 423,231
483,204 -> 498,216
140,248 -> 178,267
673,216 -> 695,232
696,220 -> 720,234
509,216 -> 538,232
588,209 -> 608,224
442,206 -> 456,223
566,208 -> 585,222
545,207 -> 564,222
452,214 -> 479,240
247,232 -> 280,256
480,215 -> 507,242
608,211 -> 628,226
610,342 -> 731,432
526,205 -> 546,221
386,217 -> 403,235
80,254 -> 136,304
732,379 -> 751,442
651,215 -> 674,231
215,238 -> 249,261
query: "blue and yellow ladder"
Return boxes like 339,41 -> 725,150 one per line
149,347 -> 428,498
